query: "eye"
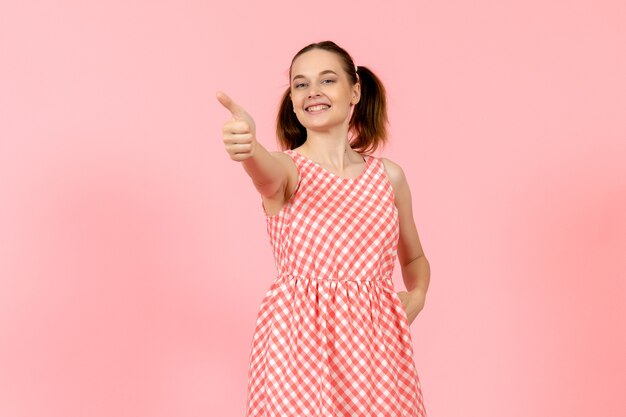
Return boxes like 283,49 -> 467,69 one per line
295,82 -> 307,88
322,79 -> 335,84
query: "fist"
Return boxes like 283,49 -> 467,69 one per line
216,91 -> 257,161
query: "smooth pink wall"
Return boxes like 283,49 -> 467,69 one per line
1,1 -> 625,416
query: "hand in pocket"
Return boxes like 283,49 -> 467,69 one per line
395,289 -> 426,326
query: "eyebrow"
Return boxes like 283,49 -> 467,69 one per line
292,70 -> 338,82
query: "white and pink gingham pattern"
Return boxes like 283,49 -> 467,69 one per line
246,149 -> 427,417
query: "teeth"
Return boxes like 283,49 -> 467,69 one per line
306,104 -> 330,112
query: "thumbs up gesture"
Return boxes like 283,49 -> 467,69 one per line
216,91 -> 258,161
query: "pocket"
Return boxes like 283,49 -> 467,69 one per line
390,290 -> 411,331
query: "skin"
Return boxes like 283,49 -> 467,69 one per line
216,49 -> 430,325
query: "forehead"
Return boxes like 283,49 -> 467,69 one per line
291,49 -> 344,76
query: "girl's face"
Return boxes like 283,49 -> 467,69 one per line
289,49 -> 360,134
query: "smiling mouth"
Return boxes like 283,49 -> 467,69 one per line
305,104 -> 331,112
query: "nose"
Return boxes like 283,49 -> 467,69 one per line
307,85 -> 321,98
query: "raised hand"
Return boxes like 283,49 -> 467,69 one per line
216,91 -> 258,161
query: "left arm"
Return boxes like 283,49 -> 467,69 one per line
381,157 -> 431,325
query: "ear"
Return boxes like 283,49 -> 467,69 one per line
351,82 -> 361,105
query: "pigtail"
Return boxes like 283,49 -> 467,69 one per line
349,65 -> 389,154
276,87 -> 306,150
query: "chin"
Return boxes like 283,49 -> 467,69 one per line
300,115 -> 347,128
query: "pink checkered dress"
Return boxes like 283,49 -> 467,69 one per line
246,149 -> 427,417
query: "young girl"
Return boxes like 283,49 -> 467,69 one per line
217,40 -> 429,417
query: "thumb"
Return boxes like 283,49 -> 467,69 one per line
216,91 -> 247,120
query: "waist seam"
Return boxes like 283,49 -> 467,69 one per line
277,272 -> 393,283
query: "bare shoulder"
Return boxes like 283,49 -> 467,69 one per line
261,150 -> 299,216
379,157 -> 409,199
269,151 -> 299,190
268,150 -> 292,170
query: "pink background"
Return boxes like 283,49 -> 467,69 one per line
1,1 -> 625,416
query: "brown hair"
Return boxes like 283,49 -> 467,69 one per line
276,41 -> 389,154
